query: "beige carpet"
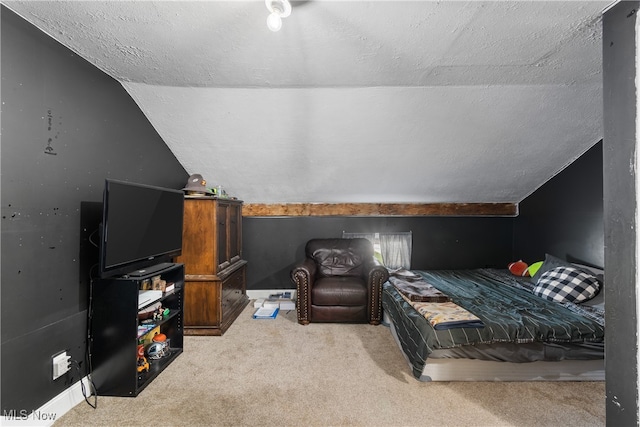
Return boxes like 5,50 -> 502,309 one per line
55,305 -> 605,427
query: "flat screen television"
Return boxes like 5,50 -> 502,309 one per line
99,179 -> 184,278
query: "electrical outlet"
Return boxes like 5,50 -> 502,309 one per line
52,352 -> 70,380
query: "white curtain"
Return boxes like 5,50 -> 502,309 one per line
378,232 -> 412,270
342,231 -> 412,270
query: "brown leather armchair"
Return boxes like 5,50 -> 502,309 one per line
290,238 -> 389,325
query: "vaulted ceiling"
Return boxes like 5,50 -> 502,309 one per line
4,1 -> 608,204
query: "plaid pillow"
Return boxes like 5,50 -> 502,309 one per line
533,266 -> 600,304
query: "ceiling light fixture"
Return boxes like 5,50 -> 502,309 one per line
265,0 -> 291,32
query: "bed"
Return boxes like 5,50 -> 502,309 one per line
382,258 -> 605,382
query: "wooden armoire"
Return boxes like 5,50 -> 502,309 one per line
176,196 -> 249,335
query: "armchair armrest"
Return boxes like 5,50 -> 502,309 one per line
362,258 -> 389,288
291,258 -> 317,284
290,258 -> 317,325
362,258 -> 389,325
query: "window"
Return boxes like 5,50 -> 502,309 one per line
342,231 -> 412,270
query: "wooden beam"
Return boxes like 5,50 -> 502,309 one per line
242,203 -> 518,217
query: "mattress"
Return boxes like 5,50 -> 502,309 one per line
382,269 -> 605,380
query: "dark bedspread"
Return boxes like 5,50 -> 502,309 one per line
382,269 -> 605,379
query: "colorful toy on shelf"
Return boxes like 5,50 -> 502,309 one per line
152,333 -> 167,343
152,305 -> 166,321
146,341 -> 170,360
137,356 -> 149,373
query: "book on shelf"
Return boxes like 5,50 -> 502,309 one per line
252,307 -> 279,319
137,324 -> 156,338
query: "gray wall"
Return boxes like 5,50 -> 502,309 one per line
603,2 -> 639,425
1,6 -> 187,413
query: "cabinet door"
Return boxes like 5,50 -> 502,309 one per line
184,280 -> 221,327
179,199 -> 217,276
216,202 -> 229,271
228,202 -> 242,264
221,266 -> 246,326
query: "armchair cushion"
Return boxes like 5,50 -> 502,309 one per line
306,238 -> 374,278
312,276 -> 367,306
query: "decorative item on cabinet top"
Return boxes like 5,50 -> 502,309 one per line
182,173 -> 213,196
181,173 -> 236,199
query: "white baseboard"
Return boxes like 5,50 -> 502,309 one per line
1,377 -> 93,426
1,291 -> 294,426
247,289 -> 296,300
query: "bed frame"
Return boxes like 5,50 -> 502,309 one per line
385,312 -> 605,382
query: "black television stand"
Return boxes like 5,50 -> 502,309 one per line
126,262 -> 175,278
90,263 -> 184,396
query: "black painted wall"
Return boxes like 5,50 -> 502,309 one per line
1,7 -> 188,413
244,216 -> 514,290
513,141 -> 604,268
603,3 -> 638,425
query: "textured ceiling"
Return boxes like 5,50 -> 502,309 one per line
5,1 -> 608,204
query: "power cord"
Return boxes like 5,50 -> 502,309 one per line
73,270 -> 98,409
69,359 -> 97,409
